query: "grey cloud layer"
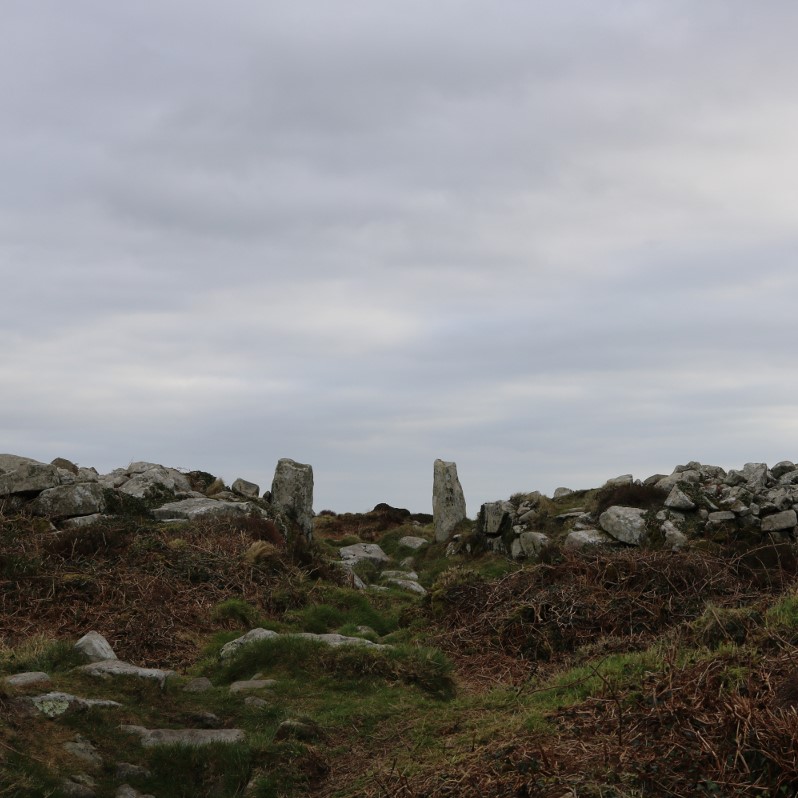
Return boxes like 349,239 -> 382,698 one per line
2,1 -> 798,510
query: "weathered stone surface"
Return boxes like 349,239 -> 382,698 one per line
477,501 -> 513,537
75,660 -> 175,687
742,462 -> 770,491
63,735 -> 102,767
432,459 -> 466,543
552,487 -> 574,499
244,696 -> 269,709
655,470 -> 701,491
707,511 -> 736,524
220,628 -> 279,659
662,520 -> 688,550
772,461 -> 796,479
4,671 -> 51,687
604,474 -> 633,487
51,457 -> 79,474
339,543 -> 390,567
183,677 -> 213,693
665,486 -> 696,511
397,536 -> 428,550
563,529 -> 613,549
761,509 -> 798,533
384,578 -> 427,595
271,458 -> 314,541
0,462 -> 61,496
599,506 -> 648,545
152,498 -> 261,521
121,725 -> 245,748
75,632 -> 117,663
60,774 -> 97,797
232,478 -> 260,499
62,514 -> 109,529
515,531 -> 550,559
229,679 -> 277,693
0,453 -> 43,473
118,465 -> 192,500
30,483 -> 107,519
382,569 -> 419,580
293,632 -> 384,648
28,692 -> 121,718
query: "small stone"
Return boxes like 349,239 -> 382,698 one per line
564,529 -> 613,549
220,628 -> 279,659
75,659 -> 175,688
707,511 -> 736,524
229,679 -> 277,693
75,631 -> 117,663
232,478 -> 260,499
397,536 -> 428,550
3,671 -> 51,687
339,543 -> 390,567
761,509 -> 798,533
29,692 -> 121,718
599,506 -> 648,546
60,774 -> 96,797
63,735 -> 103,768
384,578 -> 427,595
244,696 -> 269,709
552,487 -> 574,499
665,486 -> 696,511
182,677 -> 213,693
120,725 -> 245,748
115,763 -> 151,782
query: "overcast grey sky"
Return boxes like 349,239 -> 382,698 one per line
2,1 -> 798,513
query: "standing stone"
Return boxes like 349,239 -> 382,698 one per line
432,460 -> 466,543
271,459 -> 314,542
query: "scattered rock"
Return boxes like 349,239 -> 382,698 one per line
397,535 -> 428,550
74,631 -> 117,663
761,509 -> 798,533
476,501 -> 513,538
231,478 -> 260,499
3,671 -> 51,687
339,543 -> 390,567
117,464 -> 192,500
244,696 -> 270,709
152,498 -> 262,521
665,486 -> 697,511
563,529 -> 613,549
63,735 -> 103,768
552,487 -> 574,499
182,677 -> 213,693
384,578 -> 427,595
432,459 -> 467,542
708,511 -> 736,524
75,659 -> 175,688
229,679 -> 277,693
28,692 -> 121,718
0,462 -> 61,496
662,520 -> 688,550
220,628 -> 279,659
599,506 -> 649,546
513,531 -> 550,560
60,774 -> 97,797
121,725 -> 245,747
30,483 -> 107,519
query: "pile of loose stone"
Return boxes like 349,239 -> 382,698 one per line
0,453 -> 314,540
464,460 -> 798,560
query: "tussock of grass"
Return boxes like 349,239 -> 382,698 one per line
212,636 -> 455,699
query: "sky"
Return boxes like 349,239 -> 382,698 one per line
2,1 -> 798,514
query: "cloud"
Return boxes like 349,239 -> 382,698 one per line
2,2 -> 798,511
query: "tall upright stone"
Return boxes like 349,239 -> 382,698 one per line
432,459 -> 466,542
271,458 -> 314,543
